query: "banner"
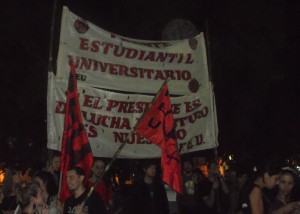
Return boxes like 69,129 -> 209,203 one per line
48,6 -> 219,158
56,7 -> 210,96
47,73 -> 218,158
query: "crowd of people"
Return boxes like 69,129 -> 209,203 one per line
0,150 -> 300,214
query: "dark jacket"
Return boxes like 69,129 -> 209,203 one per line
124,179 -> 169,214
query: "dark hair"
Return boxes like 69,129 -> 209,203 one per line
142,159 -> 158,170
257,159 -> 281,177
192,168 -> 205,183
33,170 -> 58,198
46,150 -> 60,165
94,158 -> 105,165
68,166 -> 85,176
248,159 -> 281,182
2,165 -> 21,197
16,182 -> 39,209
50,150 -> 61,158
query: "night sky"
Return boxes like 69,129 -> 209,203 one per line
0,0 -> 299,165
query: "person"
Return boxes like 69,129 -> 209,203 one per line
111,170 -> 128,214
0,185 -> 5,214
87,159 -> 113,212
270,168 -> 300,214
125,160 -> 169,214
177,160 -> 219,214
32,170 -> 59,214
45,150 -> 61,189
1,165 -> 22,212
239,159 -> 281,214
205,160 -> 229,214
190,168 -> 213,214
15,182 -> 49,214
226,166 -> 248,214
63,166 -> 107,214
176,160 -> 197,213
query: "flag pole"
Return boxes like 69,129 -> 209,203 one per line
80,78 -> 170,207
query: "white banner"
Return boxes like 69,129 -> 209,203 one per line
48,7 -> 219,158
47,73 -> 218,158
56,7 -> 210,96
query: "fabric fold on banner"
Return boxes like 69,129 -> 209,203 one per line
60,64 -> 94,202
135,83 -> 183,194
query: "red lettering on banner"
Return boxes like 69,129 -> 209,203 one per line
125,48 -> 138,58
144,52 -> 155,61
178,134 -> 205,152
113,132 -> 152,144
109,64 -> 118,75
80,57 -> 92,70
106,100 -> 120,111
164,70 -> 176,80
106,100 -> 150,113
81,111 -> 131,130
168,53 -> 177,63
176,129 -> 187,140
172,104 -> 181,114
138,50 -> 146,60
79,37 -> 89,50
177,53 -> 184,63
82,95 -> 103,110
119,65 -> 129,76
91,40 -> 101,52
88,125 -> 98,137
175,106 -> 209,127
185,98 -> 201,113
77,37 -> 194,64
195,134 -> 204,145
68,55 -> 192,81
113,46 -> 126,57
144,69 -> 153,79
98,61 -> 108,72
102,42 -> 114,54
185,53 -> 194,64
154,70 -> 164,80
84,124 -> 98,138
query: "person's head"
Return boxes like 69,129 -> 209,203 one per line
67,167 -> 85,191
192,169 -> 205,184
91,159 -> 105,178
277,169 -> 297,197
254,159 -> 281,189
237,172 -> 248,188
207,160 -> 221,182
225,168 -> 237,183
235,162 -> 250,188
208,161 -> 219,174
48,151 -> 61,172
2,165 -> 22,197
143,161 -> 157,179
33,170 -> 58,200
16,182 -> 45,210
183,160 -> 193,174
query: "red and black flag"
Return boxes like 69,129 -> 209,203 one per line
135,83 -> 183,194
59,64 -> 94,202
